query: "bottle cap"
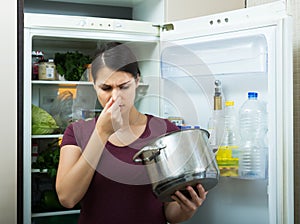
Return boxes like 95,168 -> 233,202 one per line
214,80 -> 222,97
248,92 -> 258,99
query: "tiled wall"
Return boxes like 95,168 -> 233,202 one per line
247,0 -> 299,223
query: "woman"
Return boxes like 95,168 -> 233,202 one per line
56,42 -> 207,224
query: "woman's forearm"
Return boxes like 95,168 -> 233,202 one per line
56,129 -> 109,208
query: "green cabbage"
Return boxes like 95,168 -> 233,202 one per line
32,104 -> 59,135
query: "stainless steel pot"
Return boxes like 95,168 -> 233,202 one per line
133,128 -> 219,202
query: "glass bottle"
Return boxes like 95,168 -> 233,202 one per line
216,100 -> 240,177
208,80 -> 224,152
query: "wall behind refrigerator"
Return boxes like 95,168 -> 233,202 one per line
248,0 -> 298,223
0,0 -> 17,223
24,0 -> 132,19
164,0 -> 245,22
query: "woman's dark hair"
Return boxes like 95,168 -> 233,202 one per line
91,42 -> 141,82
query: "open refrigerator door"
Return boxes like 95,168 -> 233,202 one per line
159,2 -> 293,224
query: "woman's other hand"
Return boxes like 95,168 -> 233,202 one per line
172,184 -> 207,212
165,184 -> 207,223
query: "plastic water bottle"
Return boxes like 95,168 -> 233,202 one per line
217,101 -> 240,177
238,92 -> 268,179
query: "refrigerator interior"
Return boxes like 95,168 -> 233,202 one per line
30,35 -> 161,118
159,26 -> 278,223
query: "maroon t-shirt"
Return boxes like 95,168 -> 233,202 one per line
61,114 -> 179,224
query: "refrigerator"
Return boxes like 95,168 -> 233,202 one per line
23,1 -> 293,223
158,2 -> 293,224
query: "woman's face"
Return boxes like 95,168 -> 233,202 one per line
93,67 -> 139,114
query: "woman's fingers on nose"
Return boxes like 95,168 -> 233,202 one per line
111,97 -> 121,109
103,97 -> 114,111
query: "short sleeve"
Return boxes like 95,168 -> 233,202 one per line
60,118 -> 96,150
60,123 -> 78,148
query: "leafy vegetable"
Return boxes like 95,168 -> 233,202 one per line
32,104 -> 59,135
54,51 -> 92,81
34,142 -> 60,177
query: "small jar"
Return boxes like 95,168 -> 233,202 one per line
31,143 -> 38,164
38,59 -> 57,80
32,51 -> 44,80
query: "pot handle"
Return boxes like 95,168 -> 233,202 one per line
133,144 -> 167,163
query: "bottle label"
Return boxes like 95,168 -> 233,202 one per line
46,67 -> 55,79
216,145 -> 239,177
216,145 -> 239,166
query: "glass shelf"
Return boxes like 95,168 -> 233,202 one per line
32,80 -> 92,85
32,134 -> 63,139
32,209 -> 80,218
32,80 -> 149,86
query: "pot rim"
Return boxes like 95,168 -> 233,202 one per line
132,128 -> 210,163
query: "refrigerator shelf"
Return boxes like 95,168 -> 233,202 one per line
31,80 -> 93,86
32,134 -> 63,139
32,209 -> 80,218
32,80 -> 149,87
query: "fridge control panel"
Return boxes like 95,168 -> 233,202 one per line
24,13 -> 159,35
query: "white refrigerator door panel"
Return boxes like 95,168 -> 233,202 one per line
160,27 -> 272,224
159,2 -> 293,224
